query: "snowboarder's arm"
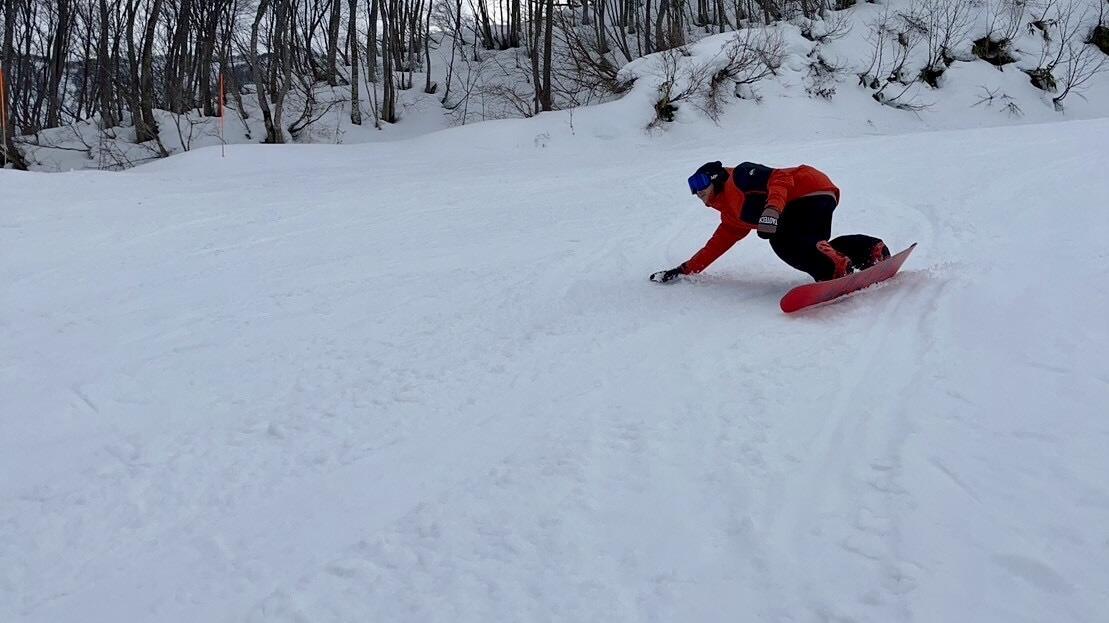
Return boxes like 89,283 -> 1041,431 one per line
685,223 -> 750,274
766,168 -> 796,212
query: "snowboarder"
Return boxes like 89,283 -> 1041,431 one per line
650,161 -> 890,284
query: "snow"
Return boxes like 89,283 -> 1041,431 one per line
4,13 -> 1109,622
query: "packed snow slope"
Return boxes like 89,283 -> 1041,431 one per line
4,115 -> 1109,623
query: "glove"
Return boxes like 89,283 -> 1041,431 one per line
757,207 -> 780,239
649,263 -> 687,283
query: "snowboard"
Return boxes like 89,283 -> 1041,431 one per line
779,243 -> 917,313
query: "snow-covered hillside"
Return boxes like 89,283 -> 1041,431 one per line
4,92 -> 1109,622
15,0 -> 1109,172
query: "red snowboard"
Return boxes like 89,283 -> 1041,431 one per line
780,243 -> 917,313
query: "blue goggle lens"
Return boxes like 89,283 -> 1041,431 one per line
688,172 -> 712,194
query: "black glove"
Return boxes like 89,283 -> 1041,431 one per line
757,207 -> 780,238
649,263 -> 687,283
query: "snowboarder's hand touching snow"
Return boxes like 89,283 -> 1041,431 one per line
649,264 -> 686,283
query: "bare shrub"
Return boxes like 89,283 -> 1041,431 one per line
805,50 -> 844,99
1052,38 -> 1108,109
972,85 -> 1024,117
1023,0 -> 1103,96
858,10 -> 931,110
973,0 -> 1028,67
915,0 -> 975,87
699,28 -> 785,121
1090,0 -> 1109,54
799,11 -> 853,43
972,36 -> 1018,66
648,28 -> 785,127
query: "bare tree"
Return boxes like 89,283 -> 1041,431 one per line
138,0 -> 165,145
367,0 -> 379,82
529,0 -> 543,112
381,0 -> 397,121
422,0 -> 434,93
440,0 -> 463,103
250,0 -> 289,142
348,0 -> 362,123
162,0 -> 189,113
1,0 -> 24,168
45,0 -> 74,128
196,0 -> 227,117
542,0 -> 553,110
94,0 -> 116,128
326,0 -> 343,85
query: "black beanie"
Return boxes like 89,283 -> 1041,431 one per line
695,161 -> 729,191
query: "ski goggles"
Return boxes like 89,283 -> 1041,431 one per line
688,172 -> 713,194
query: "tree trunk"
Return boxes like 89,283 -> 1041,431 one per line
164,0 -> 194,114
349,0 -> 362,124
124,0 -> 141,126
596,0 -> 609,54
530,0 -> 542,114
510,0 -> 520,47
74,5 -> 92,121
655,0 -> 669,51
97,0 -> 116,128
424,3 -> 434,93
19,5 -> 38,132
441,0 -> 462,103
367,0 -> 378,82
137,0 -> 164,143
270,0 -> 290,142
381,0 -> 396,122
46,0 -> 72,128
326,0 -> 342,85
2,0 -> 23,168
476,0 -> 494,48
665,0 -> 683,47
669,0 -> 684,47
250,0 -> 281,142
220,0 -> 248,120
541,0 -> 553,111
197,1 -> 223,117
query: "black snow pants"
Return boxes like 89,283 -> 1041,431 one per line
769,194 -> 884,282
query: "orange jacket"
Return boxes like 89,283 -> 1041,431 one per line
685,163 -> 839,274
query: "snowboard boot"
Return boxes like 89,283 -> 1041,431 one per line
828,235 -> 889,271
816,240 -> 852,280
868,240 -> 891,267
